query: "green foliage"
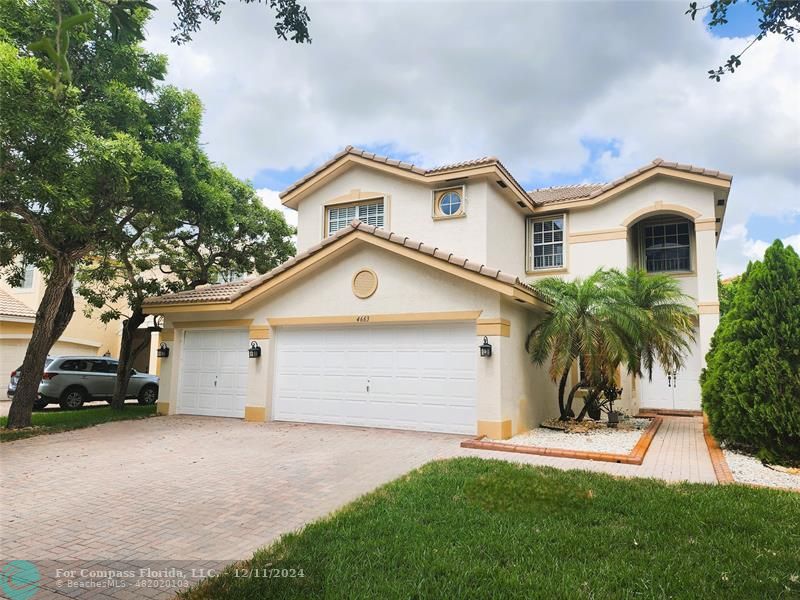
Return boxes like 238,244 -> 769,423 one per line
701,240 -> 800,464
169,0 -> 312,45
27,0 -> 93,96
527,268 -> 696,420
156,164 -> 296,290
718,273 -> 741,316
2,0 -> 296,423
0,37 -> 147,267
686,0 -> 800,80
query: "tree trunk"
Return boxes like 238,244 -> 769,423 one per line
557,369 -> 571,420
6,259 -> 75,429
110,309 -> 148,410
565,381 -> 585,420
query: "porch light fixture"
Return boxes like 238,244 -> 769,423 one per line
156,342 -> 170,358
248,341 -> 262,359
479,336 -> 492,358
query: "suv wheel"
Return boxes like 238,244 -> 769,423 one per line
59,387 -> 87,410
137,384 -> 158,405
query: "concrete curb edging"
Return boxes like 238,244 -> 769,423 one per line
701,414 -> 734,484
702,414 -> 798,493
638,408 -> 702,418
460,417 -> 663,465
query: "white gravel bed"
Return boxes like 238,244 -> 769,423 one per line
723,449 -> 800,490
487,418 -> 652,455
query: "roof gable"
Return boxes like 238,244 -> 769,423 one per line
528,158 -> 732,210
279,146 -> 534,210
280,148 -> 732,218
143,220 -> 549,312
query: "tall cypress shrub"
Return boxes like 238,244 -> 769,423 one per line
701,240 -> 800,464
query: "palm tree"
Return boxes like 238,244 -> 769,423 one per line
525,270 -> 640,420
527,267 -> 696,421
606,268 -> 697,382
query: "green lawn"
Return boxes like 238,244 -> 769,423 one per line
184,458 -> 799,600
0,404 -> 157,442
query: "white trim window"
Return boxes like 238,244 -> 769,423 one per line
530,215 -> 565,270
432,186 -> 466,219
16,264 -> 35,289
327,200 -> 384,236
642,221 -> 691,273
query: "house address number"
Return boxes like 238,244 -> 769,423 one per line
356,315 -> 370,322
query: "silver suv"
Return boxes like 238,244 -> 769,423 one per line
35,356 -> 159,410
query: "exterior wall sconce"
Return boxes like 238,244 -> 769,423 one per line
248,341 -> 262,359
156,342 -> 170,358
479,336 -> 492,358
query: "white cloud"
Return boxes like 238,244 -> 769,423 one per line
142,0 -> 800,276
256,188 -> 298,228
783,233 -> 800,253
717,223 -> 800,277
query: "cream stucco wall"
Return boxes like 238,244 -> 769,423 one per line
293,166 -> 528,275
486,183 -> 528,276
525,177 -> 723,413
498,300 -> 560,434
156,241 -> 550,432
0,270 -> 121,358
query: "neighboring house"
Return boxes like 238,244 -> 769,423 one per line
0,267 -> 157,380
144,146 -> 729,439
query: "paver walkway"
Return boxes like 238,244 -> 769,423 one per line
0,415 -> 714,599
458,416 -> 717,483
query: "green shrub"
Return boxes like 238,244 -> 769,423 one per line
701,240 -> 800,464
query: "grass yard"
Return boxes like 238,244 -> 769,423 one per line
184,458 -> 800,600
0,404 -> 157,442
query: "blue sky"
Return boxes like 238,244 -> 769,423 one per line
253,138 -> 626,192
703,1 -> 762,39
252,143 -> 420,191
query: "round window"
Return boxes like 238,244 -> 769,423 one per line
439,191 -> 462,216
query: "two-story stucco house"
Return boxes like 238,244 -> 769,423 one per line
144,146 -> 730,439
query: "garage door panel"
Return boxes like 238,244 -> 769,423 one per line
178,329 -> 248,418
274,323 -> 476,434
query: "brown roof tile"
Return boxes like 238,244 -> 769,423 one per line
526,184 -> 606,205
278,146 -> 532,207
144,220 -> 546,307
0,289 -> 36,319
527,158 -> 732,205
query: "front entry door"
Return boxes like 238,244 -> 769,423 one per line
639,333 -> 702,411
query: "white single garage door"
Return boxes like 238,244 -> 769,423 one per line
273,323 -> 477,434
178,329 -> 248,418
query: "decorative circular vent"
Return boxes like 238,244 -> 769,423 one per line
352,268 -> 378,299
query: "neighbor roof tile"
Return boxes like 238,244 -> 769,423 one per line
0,289 -> 36,319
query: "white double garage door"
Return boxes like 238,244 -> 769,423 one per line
177,323 -> 477,434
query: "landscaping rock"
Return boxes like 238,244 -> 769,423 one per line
488,418 -> 652,455
722,448 -> 800,491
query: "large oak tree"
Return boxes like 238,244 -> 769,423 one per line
1,1 -> 296,424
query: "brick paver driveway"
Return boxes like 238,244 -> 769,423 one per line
0,414 -> 715,599
0,417 -> 462,599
